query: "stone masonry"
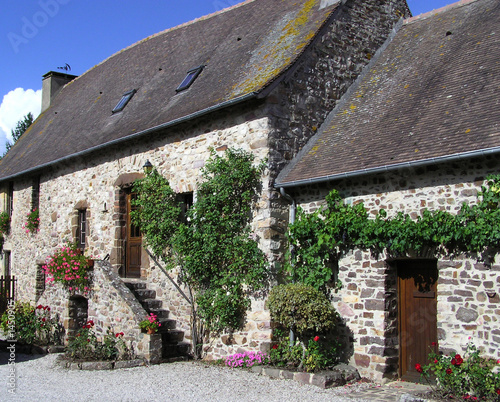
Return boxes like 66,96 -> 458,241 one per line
292,156 -> 500,381
0,0 -> 412,367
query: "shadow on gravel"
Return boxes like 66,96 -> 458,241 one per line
0,340 -> 50,365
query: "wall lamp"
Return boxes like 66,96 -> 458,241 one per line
143,160 -> 153,174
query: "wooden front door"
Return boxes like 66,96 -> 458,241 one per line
125,192 -> 142,278
398,259 -> 438,381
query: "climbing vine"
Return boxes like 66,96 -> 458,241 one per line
287,174 -> 500,289
131,148 -> 268,358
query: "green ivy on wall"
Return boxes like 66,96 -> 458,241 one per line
131,148 -> 268,358
287,175 -> 500,289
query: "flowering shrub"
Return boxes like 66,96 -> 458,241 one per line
24,208 -> 40,234
268,329 -> 340,372
43,242 -> 92,294
224,350 -> 269,368
417,341 -> 500,400
139,313 -> 161,333
0,302 -> 62,345
65,320 -> 132,361
0,211 -> 10,234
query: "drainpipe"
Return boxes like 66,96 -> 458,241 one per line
279,187 -> 296,347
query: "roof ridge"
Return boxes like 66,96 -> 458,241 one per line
405,0 -> 480,24
67,0 -> 256,88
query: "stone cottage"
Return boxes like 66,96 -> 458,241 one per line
0,0 -> 411,367
276,0 -> 500,381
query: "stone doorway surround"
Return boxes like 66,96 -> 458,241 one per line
111,173 -> 145,278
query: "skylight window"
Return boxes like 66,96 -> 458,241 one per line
176,66 -> 204,92
112,89 -> 136,113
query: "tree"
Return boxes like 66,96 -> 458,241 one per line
3,112 -> 34,156
131,148 -> 269,359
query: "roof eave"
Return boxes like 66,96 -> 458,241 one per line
0,92 -> 259,183
275,146 -> 500,189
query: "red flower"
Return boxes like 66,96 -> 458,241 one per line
454,354 -> 463,366
41,318 -> 46,322
451,358 -> 457,365
36,304 -> 43,309
272,344 -> 278,350
415,363 -> 423,373
496,389 -> 500,395
446,368 -> 452,374
120,332 -> 124,336
313,336 -> 320,342
431,342 -> 437,346
434,359 -> 438,364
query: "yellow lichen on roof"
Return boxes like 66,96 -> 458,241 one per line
229,0 -> 326,98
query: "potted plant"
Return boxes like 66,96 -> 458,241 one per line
139,313 -> 161,334
43,242 -> 93,294
24,208 -> 40,234
0,211 -> 10,234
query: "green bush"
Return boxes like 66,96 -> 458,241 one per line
268,283 -> 339,340
0,302 -> 62,345
417,341 -> 500,400
0,211 -> 10,234
65,321 -> 132,361
269,329 -> 340,372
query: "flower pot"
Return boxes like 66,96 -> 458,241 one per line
147,328 -> 156,335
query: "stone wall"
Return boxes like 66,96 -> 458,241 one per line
2,103 -> 273,358
265,0 -> 411,267
37,260 -> 159,362
290,157 -> 500,381
0,0 -> 414,364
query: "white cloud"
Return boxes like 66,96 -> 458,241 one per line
0,88 -> 42,147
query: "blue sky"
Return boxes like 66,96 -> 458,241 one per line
0,0 -> 458,154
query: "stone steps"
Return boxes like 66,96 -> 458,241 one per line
124,280 -> 191,360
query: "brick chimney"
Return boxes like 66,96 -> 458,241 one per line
41,71 -> 77,112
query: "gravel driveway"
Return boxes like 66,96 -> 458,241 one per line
0,352 -> 372,401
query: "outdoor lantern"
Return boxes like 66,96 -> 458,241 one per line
143,160 -> 153,174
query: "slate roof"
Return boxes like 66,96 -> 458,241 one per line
276,0 -> 500,187
0,0 -> 341,181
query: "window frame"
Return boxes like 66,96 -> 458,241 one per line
176,66 -> 204,92
7,181 -> 13,217
112,89 -> 136,113
31,176 -> 40,211
76,209 -> 87,250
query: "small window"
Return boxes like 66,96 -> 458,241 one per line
176,66 -> 204,92
177,193 -> 194,224
7,182 -> 13,217
77,210 -> 87,250
31,176 -> 40,211
112,89 -> 136,113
